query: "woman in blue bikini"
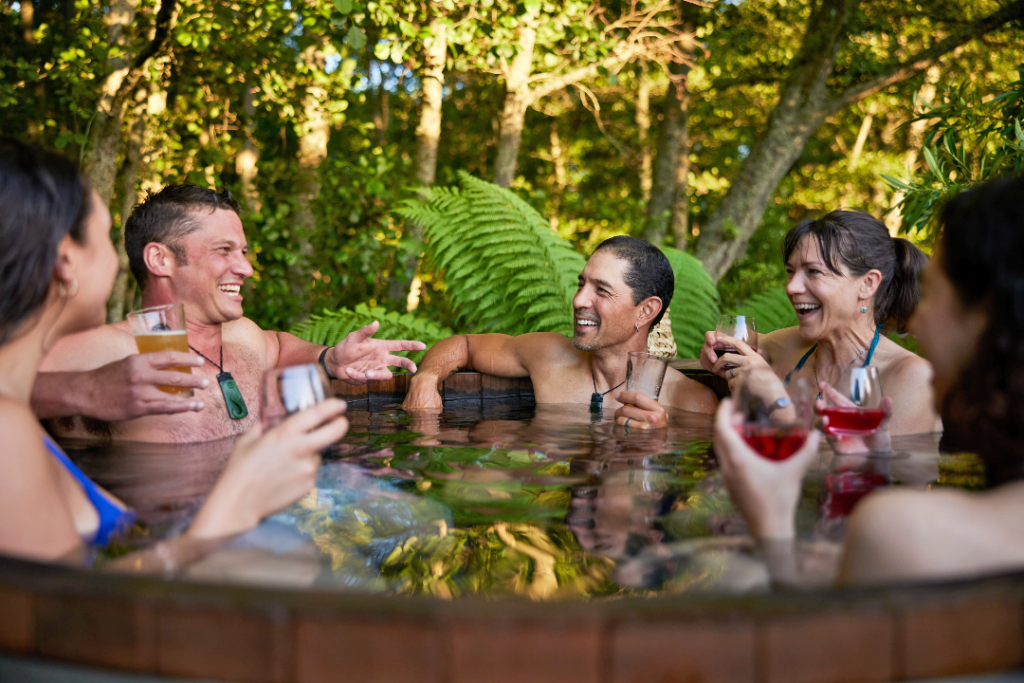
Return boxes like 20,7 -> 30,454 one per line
0,139 -> 349,565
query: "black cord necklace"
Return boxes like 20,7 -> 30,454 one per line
189,344 -> 248,420
590,361 -> 625,413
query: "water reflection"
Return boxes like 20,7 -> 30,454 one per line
56,404 -> 977,599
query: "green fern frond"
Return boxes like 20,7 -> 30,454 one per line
729,287 -> 797,335
398,171 -> 585,337
660,247 -> 720,357
291,304 -> 453,365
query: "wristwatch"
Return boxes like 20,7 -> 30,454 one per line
766,396 -> 792,414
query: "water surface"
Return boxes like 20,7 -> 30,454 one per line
60,404 -> 982,600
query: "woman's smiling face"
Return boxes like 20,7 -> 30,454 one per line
785,236 -> 877,341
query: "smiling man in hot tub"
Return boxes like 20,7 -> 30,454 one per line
402,236 -> 717,423
35,185 -> 425,442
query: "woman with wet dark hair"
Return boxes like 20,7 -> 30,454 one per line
701,209 -> 940,438
716,176 -> 1024,584
0,138 -> 348,564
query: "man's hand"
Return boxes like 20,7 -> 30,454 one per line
614,390 -> 668,429
402,374 -> 444,413
33,352 -> 209,421
327,321 -> 427,384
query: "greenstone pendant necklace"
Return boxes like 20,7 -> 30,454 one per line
188,344 -> 248,420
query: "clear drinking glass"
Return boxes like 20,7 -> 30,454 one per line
262,363 -> 331,431
734,366 -> 814,461
126,303 -> 193,396
714,315 -> 757,370
819,366 -> 885,437
626,351 -> 669,400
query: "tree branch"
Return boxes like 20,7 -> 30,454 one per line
824,0 -> 1024,116
107,0 -> 179,124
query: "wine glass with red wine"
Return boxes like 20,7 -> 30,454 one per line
733,366 -> 814,461
819,366 -> 885,437
714,315 -> 757,370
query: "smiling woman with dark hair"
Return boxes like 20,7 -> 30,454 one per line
715,176 -> 1024,585
623,210 -> 940,437
700,209 -> 941,440
0,138 -> 348,564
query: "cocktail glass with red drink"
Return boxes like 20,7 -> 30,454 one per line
819,366 -> 885,437
733,366 -> 814,461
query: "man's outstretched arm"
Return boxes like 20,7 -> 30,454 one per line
32,354 -> 209,420
269,321 -> 426,384
402,333 -> 533,412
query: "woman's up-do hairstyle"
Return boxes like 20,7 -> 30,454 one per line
782,210 -> 927,333
939,175 -> 1024,488
0,138 -> 90,346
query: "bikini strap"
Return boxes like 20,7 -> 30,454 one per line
863,326 -> 881,367
784,343 -> 818,383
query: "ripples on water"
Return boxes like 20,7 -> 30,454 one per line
59,404 -> 984,600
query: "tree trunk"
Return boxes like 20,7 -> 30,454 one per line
236,80 -> 260,211
295,46 -> 329,234
396,19 -> 448,307
20,0 -> 34,43
293,43 -> 330,312
848,111 -> 873,167
414,20 -> 447,186
670,92 -> 690,250
84,0 -> 141,205
548,118 -> 568,232
108,88 -> 148,323
643,59 -> 690,245
84,0 -> 178,206
693,0 -> 855,281
492,24 -> 536,188
636,62 -> 653,201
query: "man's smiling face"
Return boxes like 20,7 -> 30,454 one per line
572,250 -> 639,352
170,208 -> 254,325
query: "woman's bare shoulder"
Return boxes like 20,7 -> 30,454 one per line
841,486 -> 1024,584
761,326 -> 811,366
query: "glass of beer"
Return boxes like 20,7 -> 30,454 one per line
126,303 -> 193,396
262,363 -> 331,431
626,351 -> 669,400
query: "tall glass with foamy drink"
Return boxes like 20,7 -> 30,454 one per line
126,304 -> 193,396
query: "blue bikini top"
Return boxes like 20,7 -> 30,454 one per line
44,435 -> 136,547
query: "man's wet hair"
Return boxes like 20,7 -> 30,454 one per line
125,185 -> 240,289
593,236 -> 674,330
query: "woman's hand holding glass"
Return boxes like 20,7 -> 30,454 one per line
713,397 -> 820,539
188,397 -> 348,539
701,332 -> 770,390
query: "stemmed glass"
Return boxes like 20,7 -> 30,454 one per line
818,367 -> 885,437
714,315 -> 757,370
262,363 -> 331,431
733,366 -> 814,461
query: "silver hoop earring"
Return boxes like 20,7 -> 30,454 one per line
635,322 -> 640,333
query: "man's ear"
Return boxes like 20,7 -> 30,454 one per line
143,242 -> 176,279
638,296 -> 664,328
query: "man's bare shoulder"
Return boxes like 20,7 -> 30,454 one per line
511,332 -> 581,367
662,370 -> 718,414
41,322 -> 135,372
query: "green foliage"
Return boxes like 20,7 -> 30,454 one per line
660,247 -> 719,357
883,72 -> 1024,243
397,171 -> 586,336
291,303 -> 452,364
729,287 -> 797,335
